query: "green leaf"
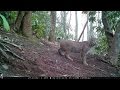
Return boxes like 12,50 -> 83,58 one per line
0,14 -> 10,32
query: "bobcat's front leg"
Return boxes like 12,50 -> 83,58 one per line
83,52 -> 88,66
65,51 -> 73,61
58,48 -> 65,56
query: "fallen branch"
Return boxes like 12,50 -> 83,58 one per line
0,39 -> 22,50
0,47 -> 9,59
0,39 -> 25,61
5,50 -> 25,61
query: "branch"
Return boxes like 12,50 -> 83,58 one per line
5,50 -> 25,61
77,20 -> 88,42
0,39 -> 22,50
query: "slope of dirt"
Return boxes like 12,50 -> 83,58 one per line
0,30 -> 119,78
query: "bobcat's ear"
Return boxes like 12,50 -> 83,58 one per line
57,37 -> 61,40
57,37 -> 61,42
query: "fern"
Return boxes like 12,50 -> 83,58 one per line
0,14 -> 10,32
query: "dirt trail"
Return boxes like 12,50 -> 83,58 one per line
0,31 -> 119,78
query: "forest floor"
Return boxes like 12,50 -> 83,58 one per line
0,30 -> 119,78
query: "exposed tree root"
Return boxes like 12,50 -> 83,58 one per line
0,39 -> 25,61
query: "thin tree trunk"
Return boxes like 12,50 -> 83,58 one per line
48,11 -> 56,42
87,13 -> 89,41
82,31 -> 84,41
75,11 -> 78,41
60,11 -> 64,39
68,11 -> 71,36
77,20 -> 88,42
63,11 -> 66,39
96,11 -> 101,37
15,11 -> 25,31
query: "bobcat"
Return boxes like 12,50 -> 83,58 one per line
58,38 -> 96,65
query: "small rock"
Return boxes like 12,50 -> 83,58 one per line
62,74 -> 68,76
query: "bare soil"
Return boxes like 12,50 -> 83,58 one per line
0,30 -> 119,78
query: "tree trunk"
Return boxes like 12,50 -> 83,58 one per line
107,24 -> 120,66
12,11 -> 33,39
63,11 -> 66,39
21,11 -> 32,38
102,11 -> 119,65
15,11 -> 25,31
68,11 -> 71,36
102,11 -> 113,51
96,11 -> 101,37
75,11 -> 78,41
87,13 -> 89,41
48,11 -> 56,42
114,24 -> 120,65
